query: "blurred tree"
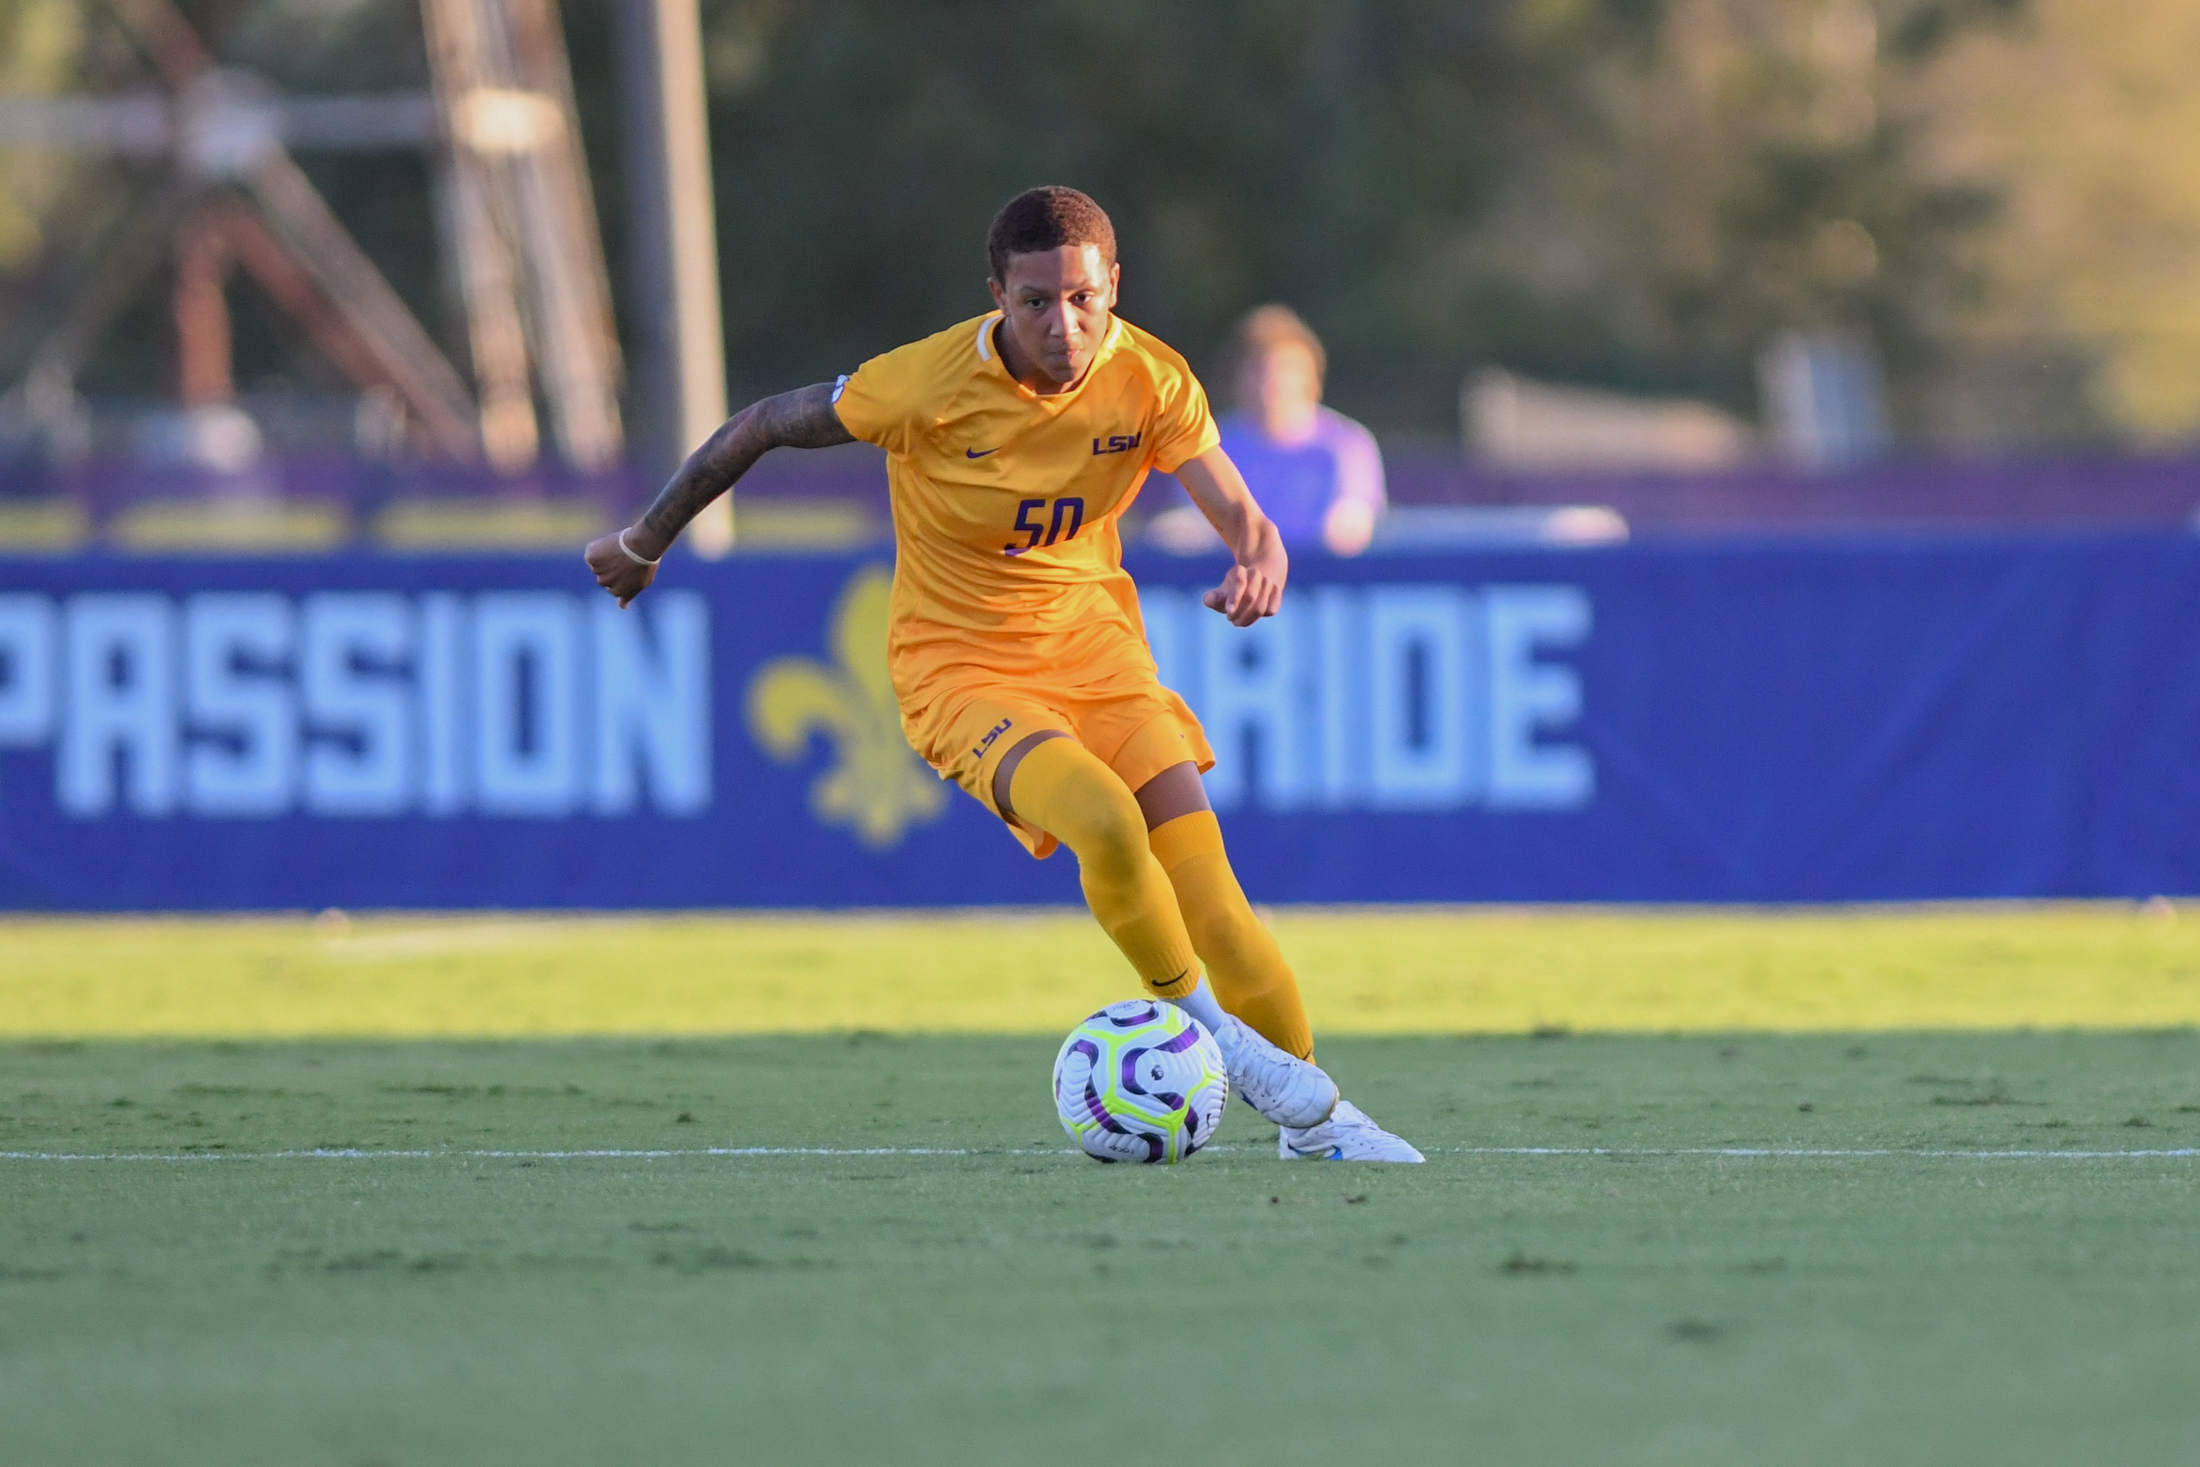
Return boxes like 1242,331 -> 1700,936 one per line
0,0 -> 86,270
19,0 -> 2181,454
0,0 -> 444,401
1477,0 -> 2034,443
1920,0 -> 2200,446
691,0 -> 2041,443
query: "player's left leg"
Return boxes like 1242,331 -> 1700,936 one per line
1140,776 -> 1313,1058
1052,674 -> 1417,1159
1130,758 -> 1423,1164
995,731 -> 1337,1130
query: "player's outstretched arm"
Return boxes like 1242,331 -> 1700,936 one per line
584,382 -> 855,606
1176,446 -> 1287,627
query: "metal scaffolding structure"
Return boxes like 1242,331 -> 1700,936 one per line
0,0 -> 635,475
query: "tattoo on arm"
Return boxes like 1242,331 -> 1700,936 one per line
636,382 -> 855,544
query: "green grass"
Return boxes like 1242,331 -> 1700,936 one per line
6,1030 -> 2199,1465
7,903 -> 2200,1036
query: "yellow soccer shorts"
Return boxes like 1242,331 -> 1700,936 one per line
901,661 -> 1215,859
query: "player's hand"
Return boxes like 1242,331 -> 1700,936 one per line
584,525 -> 665,608
1202,560 -> 1283,627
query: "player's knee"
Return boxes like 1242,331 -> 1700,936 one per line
1074,797 -> 1149,876
1088,805 -> 1151,878
1055,772 -> 1148,875
1009,737 -> 1149,874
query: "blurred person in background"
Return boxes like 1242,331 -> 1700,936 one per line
1166,305 -> 1385,556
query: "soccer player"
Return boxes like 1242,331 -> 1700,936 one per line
586,186 -> 1420,1162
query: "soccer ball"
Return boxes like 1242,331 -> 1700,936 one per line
1053,1000 -> 1230,1164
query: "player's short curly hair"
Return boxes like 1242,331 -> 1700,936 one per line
986,186 -> 1117,282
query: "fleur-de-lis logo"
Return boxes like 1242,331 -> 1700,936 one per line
746,564 -> 948,849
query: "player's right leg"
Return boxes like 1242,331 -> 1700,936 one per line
995,730 -> 1200,1003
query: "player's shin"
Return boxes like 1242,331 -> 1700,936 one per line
1149,811 -> 1315,1060
1007,738 -> 1202,1000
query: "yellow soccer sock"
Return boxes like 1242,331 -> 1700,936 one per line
1009,738 -> 1202,1000
1149,811 -> 1315,1059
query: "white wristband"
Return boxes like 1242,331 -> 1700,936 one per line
617,528 -> 661,567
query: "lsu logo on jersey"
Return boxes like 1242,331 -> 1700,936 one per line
971,718 -> 1013,759
1092,431 -> 1142,456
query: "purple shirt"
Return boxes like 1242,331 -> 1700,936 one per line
1215,407 -> 1386,545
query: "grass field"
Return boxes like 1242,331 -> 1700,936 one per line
8,902 -> 2200,1036
5,906 -> 2200,1465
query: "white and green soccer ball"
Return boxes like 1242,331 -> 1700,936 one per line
1053,1000 -> 1229,1164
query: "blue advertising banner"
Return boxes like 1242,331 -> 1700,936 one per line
1,538 -> 2196,910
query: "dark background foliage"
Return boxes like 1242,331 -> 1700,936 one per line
38,0 -> 2050,445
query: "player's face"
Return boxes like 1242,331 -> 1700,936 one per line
988,245 -> 1119,388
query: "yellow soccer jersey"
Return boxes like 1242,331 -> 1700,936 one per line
831,311 -> 1220,691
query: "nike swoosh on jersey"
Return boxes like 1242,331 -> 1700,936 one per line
965,447 -> 998,458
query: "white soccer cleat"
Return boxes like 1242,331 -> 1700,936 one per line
1278,1099 -> 1425,1163
1212,1015 -> 1338,1129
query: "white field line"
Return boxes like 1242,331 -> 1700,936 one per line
0,1144 -> 2195,1163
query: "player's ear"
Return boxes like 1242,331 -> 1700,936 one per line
1106,262 -> 1121,310
987,275 -> 1007,312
